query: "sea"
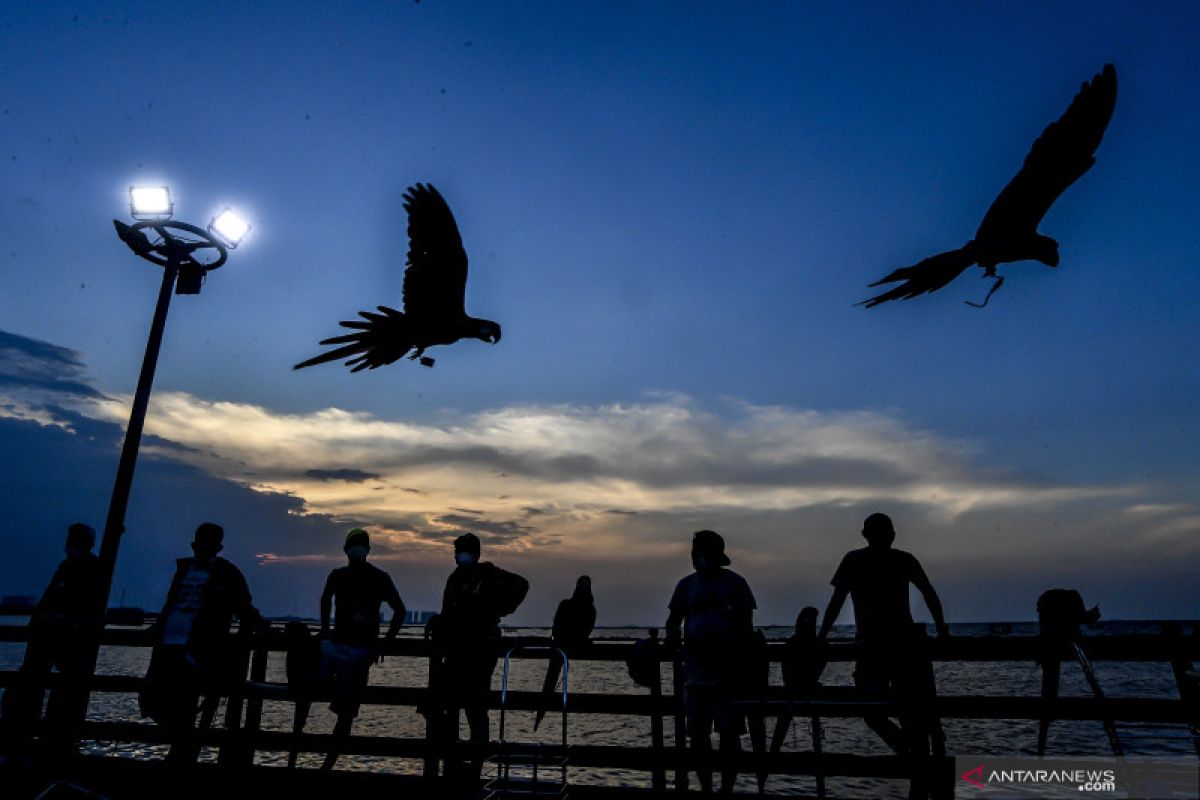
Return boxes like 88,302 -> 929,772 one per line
1,618 -> 1196,798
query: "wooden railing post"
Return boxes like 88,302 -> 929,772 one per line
647,628 -> 666,791
672,650 -> 688,793
423,646 -> 441,779
216,638 -> 252,766
1163,621 -> 1200,758
239,638 -> 269,766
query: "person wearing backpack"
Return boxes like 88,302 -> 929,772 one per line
424,532 -> 528,780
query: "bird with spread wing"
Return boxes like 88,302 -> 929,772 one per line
294,183 -> 501,371
860,64 -> 1117,309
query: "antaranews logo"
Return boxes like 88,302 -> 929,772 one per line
960,764 -> 985,789
955,756 -> 1198,798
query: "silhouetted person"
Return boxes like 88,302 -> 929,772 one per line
1,523 -> 102,761
534,575 -> 595,731
424,533 -> 528,781
860,64 -> 1117,309
316,528 -> 405,770
818,513 -> 947,799
139,523 -> 261,767
665,530 -> 757,796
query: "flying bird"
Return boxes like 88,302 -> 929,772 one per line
860,64 -> 1117,309
294,183 -> 501,371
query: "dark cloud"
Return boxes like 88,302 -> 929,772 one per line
352,443 -> 930,493
0,331 -> 361,615
0,329 -> 105,401
142,434 -> 206,456
0,414 -> 349,617
431,513 -> 537,543
304,468 -> 382,483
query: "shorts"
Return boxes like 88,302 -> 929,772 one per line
318,640 -> 374,717
683,681 -> 745,738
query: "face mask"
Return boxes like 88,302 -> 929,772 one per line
455,552 -> 477,567
692,555 -> 708,571
346,545 -> 368,559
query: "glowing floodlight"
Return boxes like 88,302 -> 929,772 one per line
129,185 -> 173,220
208,207 -> 251,248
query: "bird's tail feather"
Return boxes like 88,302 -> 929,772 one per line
293,341 -> 371,370
293,307 -> 414,371
858,245 -> 977,308
319,332 -> 367,345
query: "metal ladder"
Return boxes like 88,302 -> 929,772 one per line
485,645 -> 570,799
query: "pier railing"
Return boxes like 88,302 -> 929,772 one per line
1,622 -> 1197,794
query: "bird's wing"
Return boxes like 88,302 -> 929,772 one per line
401,183 -> 468,322
858,246 -> 977,308
976,64 -> 1117,241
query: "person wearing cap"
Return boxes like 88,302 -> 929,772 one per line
424,532 -> 528,780
664,529 -> 757,795
1,523 -> 103,759
317,527 -> 405,770
140,522 -> 262,766
817,512 -> 948,765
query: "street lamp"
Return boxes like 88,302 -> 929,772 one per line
209,207 -> 252,248
97,185 -> 252,624
129,185 -> 173,219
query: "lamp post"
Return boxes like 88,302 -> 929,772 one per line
97,186 -> 251,620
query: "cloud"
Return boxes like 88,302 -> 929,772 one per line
0,330 -> 102,399
3,326 -> 1198,624
0,330 -> 106,429
80,391 -> 1128,531
304,468 -> 381,483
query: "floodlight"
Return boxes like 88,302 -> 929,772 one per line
129,185 -> 173,220
208,208 -> 251,248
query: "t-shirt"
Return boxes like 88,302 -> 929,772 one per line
33,551 -> 102,630
668,568 -> 756,684
830,546 -> 927,644
323,562 -> 403,647
161,563 -> 213,645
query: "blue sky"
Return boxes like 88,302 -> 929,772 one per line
1,2 -> 1198,625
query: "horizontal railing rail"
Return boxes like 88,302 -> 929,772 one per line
1,621 -> 1197,794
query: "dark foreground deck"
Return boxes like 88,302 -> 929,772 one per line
1,622 -> 1198,798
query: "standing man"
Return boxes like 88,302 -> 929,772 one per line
318,527 -> 405,770
140,522 -> 262,766
1,523 -> 103,760
665,530 -> 757,796
818,512 -> 948,796
425,532 -> 528,780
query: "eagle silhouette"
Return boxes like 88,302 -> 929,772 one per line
294,183 -> 501,371
860,64 -> 1117,309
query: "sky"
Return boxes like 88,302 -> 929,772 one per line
1,2 -> 1198,626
